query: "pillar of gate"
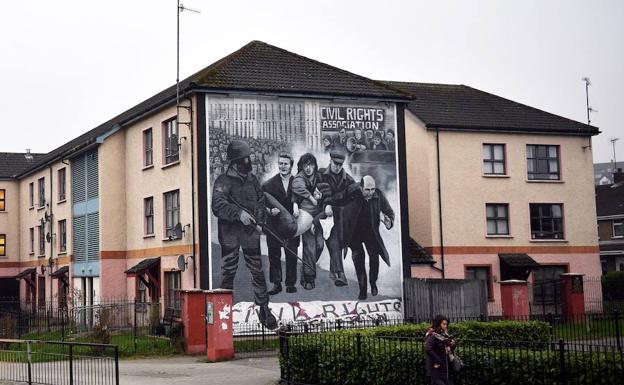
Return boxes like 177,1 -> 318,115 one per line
179,289 -> 207,354
500,280 -> 529,320
205,289 -> 234,361
560,273 -> 585,321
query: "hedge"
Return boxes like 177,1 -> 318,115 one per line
281,333 -> 622,385
333,320 -> 552,346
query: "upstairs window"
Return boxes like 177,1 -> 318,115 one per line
58,220 -> 67,253
0,189 -> 5,211
483,144 -> 506,175
0,234 -> 5,256
527,145 -> 560,180
29,182 -> 34,208
29,228 -> 34,254
486,204 -> 509,235
144,197 -> 154,235
163,118 -> 179,165
164,190 -> 180,239
38,225 -> 45,256
58,168 -> 66,201
530,203 -> 564,240
143,128 -> 153,167
614,220 -> 624,238
38,177 -> 45,207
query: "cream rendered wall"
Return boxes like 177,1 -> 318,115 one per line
0,180 -> 20,276
437,130 -> 598,247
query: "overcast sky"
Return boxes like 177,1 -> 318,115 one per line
1,0 -> 622,164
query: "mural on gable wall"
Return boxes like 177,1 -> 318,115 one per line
206,94 -> 404,331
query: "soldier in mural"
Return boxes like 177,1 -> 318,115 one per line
319,151 -> 360,287
262,153 -> 300,295
345,175 -> 395,300
211,140 -> 277,329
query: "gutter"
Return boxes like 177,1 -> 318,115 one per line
425,125 -> 600,137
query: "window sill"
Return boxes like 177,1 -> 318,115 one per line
482,174 -> 510,178
161,160 -> 180,170
526,179 -> 564,184
162,237 -> 181,242
37,254 -> 45,258
29,206 -> 34,210
58,252 -> 67,256
37,206 -> 45,211
29,252 -> 34,256
0,211 -> 7,214
612,236 -> 624,240
57,199 -> 67,204
144,234 -> 156,239
486,235 -> 514,239
529,239 -> 568,243
142,164 -> 154,171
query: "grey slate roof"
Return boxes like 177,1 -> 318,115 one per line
0,152 -> 46,179
499,253 -> 540,268
409,237 -> 434,264
382,81 -> 599,136
596,182 -> 624,217
17,41 -> 408,177
125,257 -> 160,275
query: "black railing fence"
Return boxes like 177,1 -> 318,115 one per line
278,332 -> 624,385
0,299 -> 181,355
0,339 -> 119,385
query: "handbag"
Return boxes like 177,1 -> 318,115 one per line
450,353 -> 464,372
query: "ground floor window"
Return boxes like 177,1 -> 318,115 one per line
164,271 -> 181,317
465,266 -> 493,301
532,265 -> 567,306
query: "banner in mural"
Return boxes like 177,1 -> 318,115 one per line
206,95 -> 403,330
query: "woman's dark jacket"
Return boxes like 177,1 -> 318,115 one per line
425,329 -> 449,379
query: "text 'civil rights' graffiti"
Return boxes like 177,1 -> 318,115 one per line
320,106 -> 385,130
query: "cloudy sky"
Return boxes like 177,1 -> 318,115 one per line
1,0 -> 622,164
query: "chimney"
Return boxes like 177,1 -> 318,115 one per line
614,168 -> 624,184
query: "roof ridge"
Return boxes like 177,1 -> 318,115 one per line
243,41 -> 412,98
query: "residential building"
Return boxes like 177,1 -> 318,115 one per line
0,41 -> 601,318
596,170 -> 624,273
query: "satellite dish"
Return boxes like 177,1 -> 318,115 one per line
46,232 -> 52,243
177,255 -> 186,272
173,223 -> 183,239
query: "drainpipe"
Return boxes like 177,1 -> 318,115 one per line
435,127 -> 446,279
48,166 -> 54,305
182,95 -> 197,289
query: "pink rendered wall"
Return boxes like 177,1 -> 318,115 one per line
100,259 -> 128,299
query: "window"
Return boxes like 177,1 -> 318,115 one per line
613,220 -> 624,238
530,204 -> 564,240
58,168 -> 66,201
0,234 -> 5,256
29,182 -> 34,207
486,204 -> 509,235
38,177 -> 45,207
164,271 -> 181,316
143,128 -> 153,167
144,197 -> 154,235
164,190 -> 180,238
483,144 -> 506,175
58,220 -> 67,253
29,228 -> 34,254
527,145 -> 560,180
465,266 -> 493,301
38,225 -> 45,256
137,279 -> 147,310
163,118 -> 179,164
0,189 -> 5,211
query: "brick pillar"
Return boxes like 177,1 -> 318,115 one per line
500,280 -> 529,320
179,289 -> 207,354
561,273 -> 585,321
206,289 -> 234,361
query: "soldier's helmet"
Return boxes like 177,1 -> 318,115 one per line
226,140 -> 251,162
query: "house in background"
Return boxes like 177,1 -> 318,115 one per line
597,170 -> 624,273
595,162 -> 617,186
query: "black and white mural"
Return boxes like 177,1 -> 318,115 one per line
206,95 -> 403,330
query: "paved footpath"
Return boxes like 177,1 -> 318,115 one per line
118,355 -> 280,385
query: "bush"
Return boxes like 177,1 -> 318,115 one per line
602,271 -> 624,301
333,320 -> 552,345
281,333 -> 622,385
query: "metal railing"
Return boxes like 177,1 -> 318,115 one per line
0,339 -> 119,385
277,332 -> 624,385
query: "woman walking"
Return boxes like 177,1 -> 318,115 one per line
425,315 -> 456,385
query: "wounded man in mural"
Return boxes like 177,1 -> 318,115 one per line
211,140 -> 278,330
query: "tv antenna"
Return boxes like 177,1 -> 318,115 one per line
176,1 -> 200,108
610,137 -> 620,170
582,77 -> 597,125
